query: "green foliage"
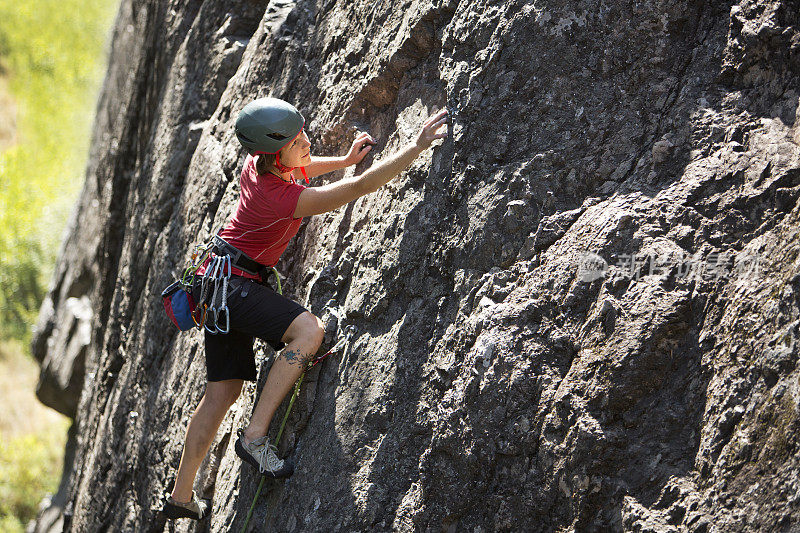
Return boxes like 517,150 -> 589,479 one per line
0,514 -> 25,533
0,424 -> 70,527
0,0 -> 118,343
0,339 -> 71,528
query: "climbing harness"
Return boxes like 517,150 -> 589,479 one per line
211,234 -> 277,283
239,320 -> 356,533
161,235 -> 282,333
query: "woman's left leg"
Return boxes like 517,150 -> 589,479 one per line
171,379 -> 243,503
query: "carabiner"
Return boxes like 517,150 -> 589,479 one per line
192,304 -> 208,328
205,303 -> 219,334
215,306 -> 230,334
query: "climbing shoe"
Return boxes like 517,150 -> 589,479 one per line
162,491 -> 211,521
235,432 -> 294,478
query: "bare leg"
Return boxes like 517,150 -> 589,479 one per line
171,379 -> 243,503
243,312 -> 323,444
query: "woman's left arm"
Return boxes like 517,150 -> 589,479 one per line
303,132 -> 376,180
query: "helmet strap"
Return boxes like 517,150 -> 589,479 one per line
274,151 -> 292,173
273,151 -> 309,184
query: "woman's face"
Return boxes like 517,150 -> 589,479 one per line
279,130 -> 312,167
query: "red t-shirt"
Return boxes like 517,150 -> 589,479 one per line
197,154 -> 306,280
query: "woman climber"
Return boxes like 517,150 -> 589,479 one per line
162,97 -> 449,520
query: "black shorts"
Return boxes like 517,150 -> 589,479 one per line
191,275 -> 308,382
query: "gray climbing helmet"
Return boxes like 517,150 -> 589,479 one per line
235,97 -> 305,154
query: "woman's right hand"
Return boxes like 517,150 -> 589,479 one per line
415,109 -> 449,150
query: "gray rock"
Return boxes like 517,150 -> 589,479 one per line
30,0 -> 800,531
35,296 -> 92,418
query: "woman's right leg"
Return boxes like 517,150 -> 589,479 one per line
171,379 -> 243,503
242,311 -> 324,444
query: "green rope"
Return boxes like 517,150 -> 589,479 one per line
240,363 -> 310,532
271,267 -> 282,295
238,270 -> 344,532
239,272 -> 296,533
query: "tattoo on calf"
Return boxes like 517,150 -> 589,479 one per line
282,348 -> 313,367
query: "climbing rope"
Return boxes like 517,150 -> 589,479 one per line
239,313 -> 355,533
270,266 -> 282,295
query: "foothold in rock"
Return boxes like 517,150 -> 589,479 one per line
503,200 -> 528,233
576,251 -> 609,283
506,200 -> 527,216
474,336 -> 495,367
652,139 -> 675,163
478,296 -> 496,308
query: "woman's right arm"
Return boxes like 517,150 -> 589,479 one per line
292,109 -> 448,219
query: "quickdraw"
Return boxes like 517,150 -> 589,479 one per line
193,253 -> 232,335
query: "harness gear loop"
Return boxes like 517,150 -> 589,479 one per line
181,241 -> 213,288
183,236 -> 284,336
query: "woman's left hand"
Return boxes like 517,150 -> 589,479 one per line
344,131 -> 377,165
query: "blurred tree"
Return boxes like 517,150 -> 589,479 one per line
0,0 -> 118,344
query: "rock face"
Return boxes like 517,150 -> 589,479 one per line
31,0 -> 800,531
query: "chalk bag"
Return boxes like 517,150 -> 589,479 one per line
161,280 -> 196,331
